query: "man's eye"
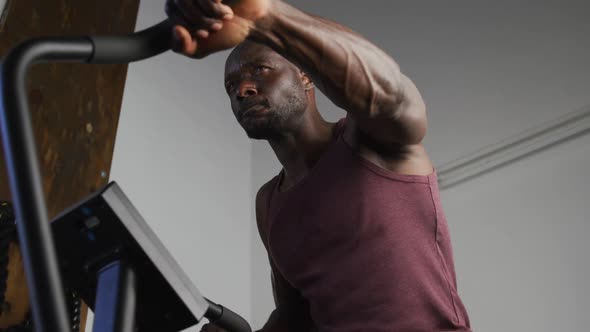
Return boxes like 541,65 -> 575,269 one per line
254,66 -> 270,73
225,82 -> 234,92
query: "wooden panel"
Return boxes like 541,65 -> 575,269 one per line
0,0 -> 140,328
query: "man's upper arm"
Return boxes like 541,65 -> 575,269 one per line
349,73 -> 427,146
255,181 -> 312,330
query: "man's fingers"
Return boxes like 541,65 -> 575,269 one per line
165,0 -> 249,58
196,0 -> 234,20
174,0 -> 223,32
174,0 -> 201,21
166,1 -> 198,30
172,25 -> 198,55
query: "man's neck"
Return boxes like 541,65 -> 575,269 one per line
268,113 -> 336,189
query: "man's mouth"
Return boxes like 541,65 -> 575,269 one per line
241,104 -> 269,118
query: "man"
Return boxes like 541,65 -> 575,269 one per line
166,0 -> 472,331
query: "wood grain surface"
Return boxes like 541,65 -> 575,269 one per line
0,0 -> 140,328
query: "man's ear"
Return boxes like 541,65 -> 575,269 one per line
300,71 -> 315,90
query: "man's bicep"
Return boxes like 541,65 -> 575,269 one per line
256,181 -> 312,328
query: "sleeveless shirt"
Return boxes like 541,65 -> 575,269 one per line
266,117 -> 471,332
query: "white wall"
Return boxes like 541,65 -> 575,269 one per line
87,0 -> 253,330
251,0 -> 590,330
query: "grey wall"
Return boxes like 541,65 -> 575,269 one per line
441,132 -> 590,331
87,0 -> 253,330
251,0 -> 590,331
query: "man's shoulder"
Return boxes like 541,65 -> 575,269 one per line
255,175 -> 281,222
255,177 -> 279,248
256,176 -> 278,206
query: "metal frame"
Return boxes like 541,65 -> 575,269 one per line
0,20 -> 172,332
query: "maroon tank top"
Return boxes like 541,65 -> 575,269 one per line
265,117 -> 471,332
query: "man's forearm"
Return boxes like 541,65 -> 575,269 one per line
249,0 -> 404,119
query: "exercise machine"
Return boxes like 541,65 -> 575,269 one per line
0,17 -> 251,332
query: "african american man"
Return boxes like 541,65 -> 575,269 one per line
165,0 -> 472,331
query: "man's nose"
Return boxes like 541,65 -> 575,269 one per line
237,81 -> 258,100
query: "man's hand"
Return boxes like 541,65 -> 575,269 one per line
165,0 -> 272,58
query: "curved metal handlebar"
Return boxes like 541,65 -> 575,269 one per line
206,298 -> 252,332
0,18 -> 250,332
89,19 -> 173,63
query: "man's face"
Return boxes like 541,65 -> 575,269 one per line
224,42 -> 309,140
